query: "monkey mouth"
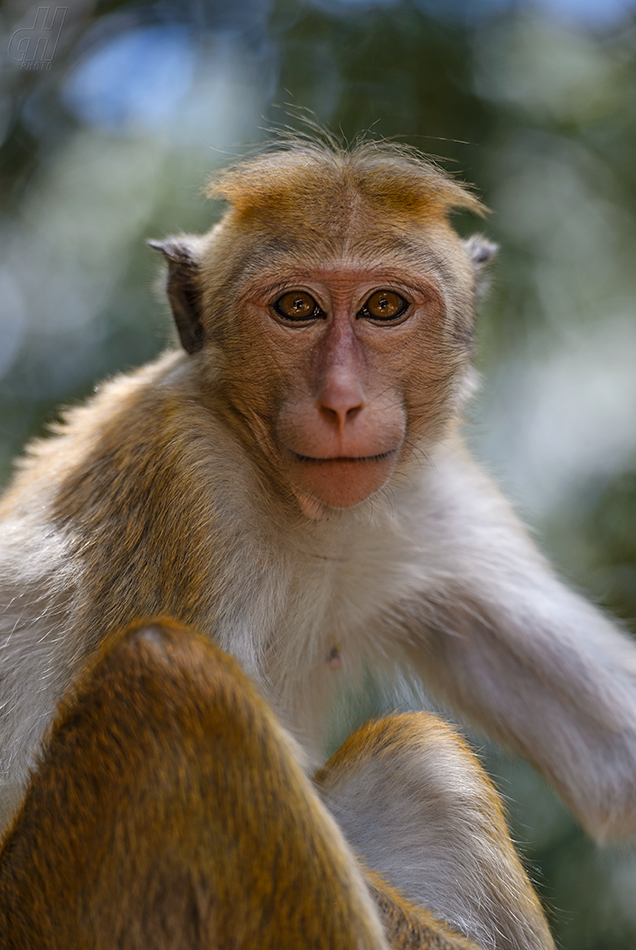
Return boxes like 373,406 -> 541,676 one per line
285,447 -> 401,509
292,450 -> 398,463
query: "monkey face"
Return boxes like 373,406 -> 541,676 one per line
154,230 -> 479,516
217,247 -> 466,515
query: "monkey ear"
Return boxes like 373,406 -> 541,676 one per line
148,238 -> 204,355
464,234 -> 498,272
463,235 -> 498,301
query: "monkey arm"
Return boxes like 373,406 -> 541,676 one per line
316,714 -> 554,950
403,444 -> 636,841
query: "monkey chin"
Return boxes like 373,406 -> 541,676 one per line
289,453 -> 397,517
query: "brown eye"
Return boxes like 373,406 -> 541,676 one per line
360,290 -> 409,322
273,291 -> 323,321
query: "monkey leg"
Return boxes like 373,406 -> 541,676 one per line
0,619 -> 390,950
315,714 -> 555,950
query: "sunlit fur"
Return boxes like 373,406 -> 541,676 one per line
0,139 -> 633,947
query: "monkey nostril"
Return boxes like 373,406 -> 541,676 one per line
319,400 -> 364,428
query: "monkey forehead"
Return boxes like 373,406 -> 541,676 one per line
214,191 -> 471,263
207,222 -> 471,298
239,246 -> 452,294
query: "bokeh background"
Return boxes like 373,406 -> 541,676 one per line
2,0 -> 636,944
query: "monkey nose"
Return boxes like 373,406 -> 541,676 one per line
317,381 -> 365,430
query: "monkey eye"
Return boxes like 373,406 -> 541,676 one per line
273,291 -> 324,322
359,290 -> 409,322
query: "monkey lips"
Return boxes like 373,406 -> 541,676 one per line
286,447 -> 400,509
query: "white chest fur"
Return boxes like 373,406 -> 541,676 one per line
211,493 -> 438,761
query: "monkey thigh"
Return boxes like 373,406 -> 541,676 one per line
316,714 -> 554,950
0,619 -> 392,950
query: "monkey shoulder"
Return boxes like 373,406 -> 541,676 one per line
0,350 -> 264,536
0,350 -> 271,653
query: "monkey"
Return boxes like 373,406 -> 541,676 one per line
0,137 -> 633,944
0,618 -> 546,950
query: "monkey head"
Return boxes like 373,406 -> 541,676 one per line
150,143 -> 496,516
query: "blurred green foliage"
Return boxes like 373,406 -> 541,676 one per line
1,0 -> 636,944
